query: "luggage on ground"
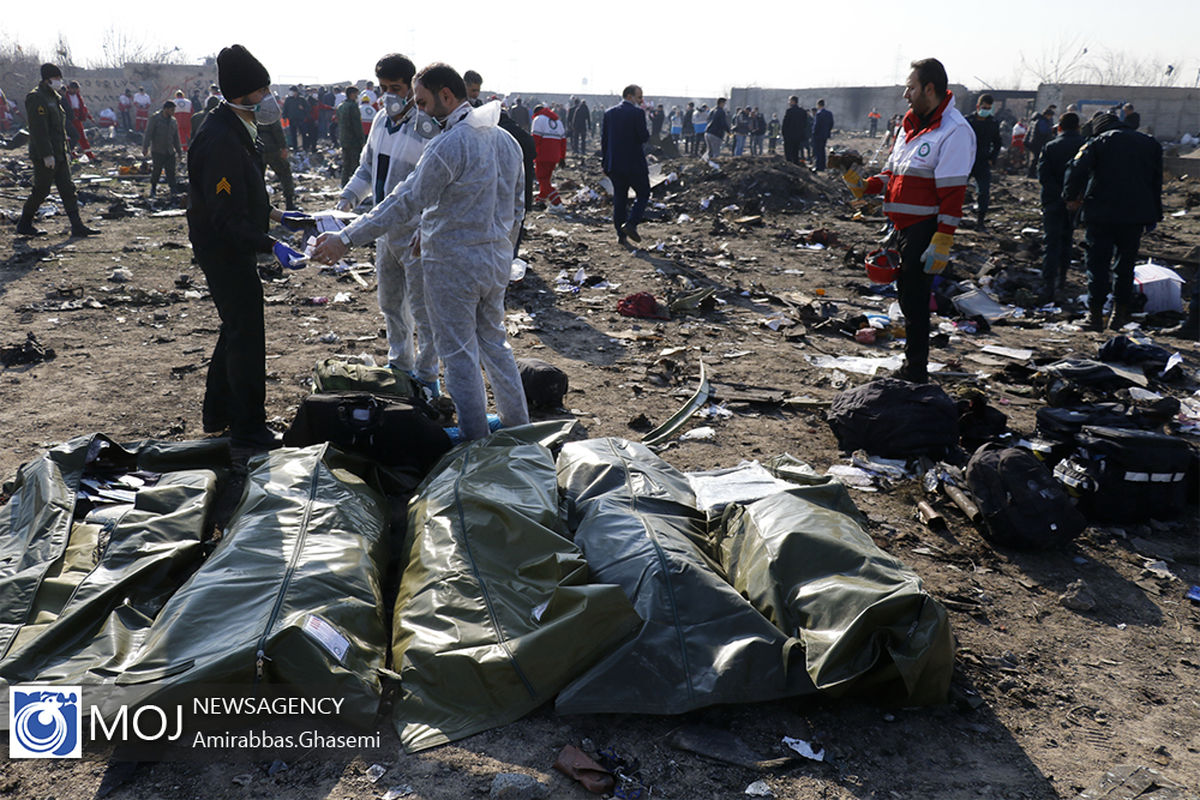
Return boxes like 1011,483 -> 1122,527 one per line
826,378 -> 959,458
1053,426 -> 1192,521
965,443 -> 1086,549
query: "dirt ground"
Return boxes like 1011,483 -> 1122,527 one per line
1,126 -> 1198,800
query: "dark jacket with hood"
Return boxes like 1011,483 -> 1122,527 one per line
1063,113 -> 1163,226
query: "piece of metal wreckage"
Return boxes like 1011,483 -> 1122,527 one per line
641,360 -> 711,447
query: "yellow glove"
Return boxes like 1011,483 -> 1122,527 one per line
842,168 -> 865,199
922,231 -> 953,274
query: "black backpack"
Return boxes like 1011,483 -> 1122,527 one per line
517,358 -> 569,410
826,378 -> 959,458
965,444 -> 1086,550
283,392 -> 451,476
1053,426 -> 1193,522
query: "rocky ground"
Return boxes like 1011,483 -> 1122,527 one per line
1,127 -> 1198,799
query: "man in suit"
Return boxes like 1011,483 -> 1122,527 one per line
781,95 -> 808,165
811,98 -> 834,170
601,84 -> 650,246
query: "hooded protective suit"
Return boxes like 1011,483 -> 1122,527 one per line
340,103 -> 440,379
343,100 -> 529,440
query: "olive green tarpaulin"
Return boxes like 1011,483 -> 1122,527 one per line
104,443 -> 392,727
391,424 -> 641,752
717,488 -> 955,705
0,435 -> 227,680
555,439 -> 816,715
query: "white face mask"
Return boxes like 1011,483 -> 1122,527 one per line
49,79 -> 63,91
228,93 -> 282,126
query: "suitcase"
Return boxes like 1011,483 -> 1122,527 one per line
1053,425 -> 1193,521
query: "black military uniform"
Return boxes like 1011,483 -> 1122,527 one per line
187,45 -> 277,447
16,63 -> 98,237
258,119 -> 297,210
1037,122 -> 1083,300
1064,113 -> 1163,330
965,109 -> 1001,228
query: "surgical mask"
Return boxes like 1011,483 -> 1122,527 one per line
382,92 -> 408,119
978,108 -> 993,118
228,93 -> 282,125
49,79 -> 63,91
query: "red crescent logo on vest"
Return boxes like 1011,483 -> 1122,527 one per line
216,177 -> 231,195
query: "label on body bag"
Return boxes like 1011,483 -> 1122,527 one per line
302,614 -> 350,663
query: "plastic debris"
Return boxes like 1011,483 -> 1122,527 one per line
781,736 -> 826,762
745,780 -> 774,797
686,461 -> 802,512
679,425 -> 716,442
366,764 -> 387,783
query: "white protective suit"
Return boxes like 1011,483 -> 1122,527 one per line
340,103 -> 440,380
343,100 -> 529,440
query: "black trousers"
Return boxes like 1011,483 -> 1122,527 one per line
783,135 -> 800,164
1042,202 -> 1073,289
150,151 -> 176,192
196,247 -> 267,437
897,217 -> 938,381
812,137 -> 828,170
610,169 -> 650,233
341,145 -> 361,188
970,161 -> 991,223
1085,221 -> 1143,312
19,156 -> 83,228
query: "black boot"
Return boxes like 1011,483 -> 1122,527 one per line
1107,303 -> 1131,331
1085,305 -> 1105,332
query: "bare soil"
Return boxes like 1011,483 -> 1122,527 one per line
1,129 -> 1198,800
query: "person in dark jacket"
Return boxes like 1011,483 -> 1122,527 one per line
1064,112 -> 1163,331
189,95 -> 221,147
187,44 -> 305,450
965,93 -> 1002,230
1037,112 -> 1083,303
572,98 -> 591,159
704,97 -> 730,161
811,98 -> 834,170
282,86 -> 308,149
1026,107 -> 1055,177
781,95 -> 808,165
602,84 -> 650,245
16,63 -> 99,237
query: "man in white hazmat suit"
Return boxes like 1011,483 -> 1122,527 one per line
313,63 -> 529,441
334,53 -> 441,393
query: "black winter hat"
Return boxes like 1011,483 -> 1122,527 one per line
217,44 -> 270,101
40,63 -> 62,81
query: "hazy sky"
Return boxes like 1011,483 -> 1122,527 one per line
6,0 -> 1198,98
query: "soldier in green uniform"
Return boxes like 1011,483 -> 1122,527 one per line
336,86 -> 365,186
143,100 -> 182,197
257,115 -> 297,211
16,63 -> 99,237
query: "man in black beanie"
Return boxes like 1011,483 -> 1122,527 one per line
187,43 -> 304,451
16,62 -> 100,237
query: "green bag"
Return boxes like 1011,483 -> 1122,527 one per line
392,425 -> 640,752
717,488 -> 955,705
312,358 -> 417,399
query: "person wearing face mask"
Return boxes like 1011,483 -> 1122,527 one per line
332,53 -> 441,397
966,93 -> 1001,231
16,63 -> 99,237
187,44 -> 307,451
313,63 -> 530,441
282,86 -> 307,150
857,58 -> 975,383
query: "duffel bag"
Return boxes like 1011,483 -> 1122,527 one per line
312,358 -> 418,399
283,392 -> 451,475
826,378 -> 958,458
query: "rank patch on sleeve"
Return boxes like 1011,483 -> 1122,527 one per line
216,177 -> 231,195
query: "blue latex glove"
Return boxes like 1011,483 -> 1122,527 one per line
280,211 -> 316,232
273,240 -> 306,270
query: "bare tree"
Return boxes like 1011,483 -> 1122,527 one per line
53,32 -> 74,67
1087,49 -> 1189,87
1019,34 -> 1092,86
89,26 -> 187,69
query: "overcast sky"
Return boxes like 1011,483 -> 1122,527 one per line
6,0 -> 1198,98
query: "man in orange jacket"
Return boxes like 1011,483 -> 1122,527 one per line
849,58 -> 976,382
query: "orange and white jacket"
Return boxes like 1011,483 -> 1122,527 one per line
865,92 -> 976,234
532,107 -> 567,164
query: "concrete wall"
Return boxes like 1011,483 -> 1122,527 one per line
728,85 -> 972,132
1034,83 -> 1200,140
2,62 -> 215,118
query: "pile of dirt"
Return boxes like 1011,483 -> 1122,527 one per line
668,156 -> 832,212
